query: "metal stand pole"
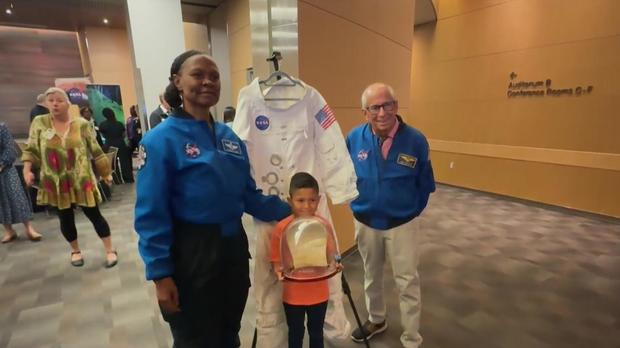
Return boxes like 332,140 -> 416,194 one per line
339,259 -> 371,348
251,327 -> 257,348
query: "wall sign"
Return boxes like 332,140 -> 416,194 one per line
507,72 -> 593,98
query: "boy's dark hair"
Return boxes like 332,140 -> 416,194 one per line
289,172 -> 319,196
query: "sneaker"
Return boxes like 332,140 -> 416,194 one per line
351,320 -> 387,343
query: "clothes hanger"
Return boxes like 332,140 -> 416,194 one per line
259,51 -> 304,101
259,70 -> 300,87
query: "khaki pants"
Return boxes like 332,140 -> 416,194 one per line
355,218 -> 423,348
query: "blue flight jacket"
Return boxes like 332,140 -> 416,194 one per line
346,117 -> 436,230
135,110 -> 291,280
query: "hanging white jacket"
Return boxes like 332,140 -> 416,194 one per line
233,78 -> 358,347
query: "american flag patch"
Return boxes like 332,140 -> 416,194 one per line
314,105 -> 336,129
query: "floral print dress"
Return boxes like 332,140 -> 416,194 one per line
21,114 -> 111,209
0,123 -> 33,225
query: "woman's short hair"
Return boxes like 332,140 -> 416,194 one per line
79,106 -> 93,116
130,105 -> 138,118
44,87 -> 71,104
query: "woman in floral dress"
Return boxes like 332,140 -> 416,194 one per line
0,123 -> 42,243
22,87 -> 118,268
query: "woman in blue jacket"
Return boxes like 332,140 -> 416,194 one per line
134,50 -> 290,348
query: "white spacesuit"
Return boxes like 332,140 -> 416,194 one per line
233,78 -> 358,347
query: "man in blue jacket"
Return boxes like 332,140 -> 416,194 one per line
346,83 -> 435,347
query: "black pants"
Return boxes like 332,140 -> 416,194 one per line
161,220 -> 250,348
57,206 -> 110,242
283,301 -> 328,348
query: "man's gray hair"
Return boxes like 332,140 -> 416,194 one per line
36,93 -> 46,104
361,83 -> 396,109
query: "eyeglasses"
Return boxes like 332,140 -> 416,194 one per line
366,101 -> 397,114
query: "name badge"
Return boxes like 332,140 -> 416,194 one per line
222,139 -> 242,155
43,129 -> 55,140
397,153 -> 417,168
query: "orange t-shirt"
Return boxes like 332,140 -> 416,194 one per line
270,215 -> 330,306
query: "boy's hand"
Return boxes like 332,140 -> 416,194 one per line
336,263 -> 344,272
276,270 -> 285,281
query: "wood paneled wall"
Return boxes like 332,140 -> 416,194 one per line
411,0 -> 620,217
0,26 -> 83,137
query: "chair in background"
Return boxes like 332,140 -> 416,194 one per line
98,149 -> 118,202
107,146 -> 124,184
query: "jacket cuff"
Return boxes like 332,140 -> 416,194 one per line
145,259 -> 175,281
329,189 -> 359,205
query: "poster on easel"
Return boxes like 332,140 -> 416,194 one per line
85,84 -> 125,124
55,77 -> 91,106
55,77 -> 91,119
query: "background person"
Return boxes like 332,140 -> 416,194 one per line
22,87 -> 117,268
0,122 -> 41,243
99,108 -> 134,183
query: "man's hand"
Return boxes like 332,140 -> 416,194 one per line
103,175 -> 113,186
155,277 -> 180,313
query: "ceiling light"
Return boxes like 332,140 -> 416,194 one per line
5,8 -> 12,15
103,18 -> 109,24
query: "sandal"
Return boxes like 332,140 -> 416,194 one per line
27,231 -> 42,242
71,251 -> 84,267
105,251 -> 118,268
1,233 -> 17,244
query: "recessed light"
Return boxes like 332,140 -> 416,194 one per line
5,8 -> 12,15
103,18 -> 109,24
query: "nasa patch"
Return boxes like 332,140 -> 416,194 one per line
184,143 -> 201,158
357,149 -> 369,161
255,115 -> 270,131
136,145 -> 147,170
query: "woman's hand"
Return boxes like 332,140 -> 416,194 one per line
155,277 -> 180,313
23,169 -> 35,187
103,175 -> 113,186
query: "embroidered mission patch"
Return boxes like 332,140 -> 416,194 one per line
396,153 -> 417,168
222,139 -> 242,154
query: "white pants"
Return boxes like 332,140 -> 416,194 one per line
253,201 -> 351,348
355,218 -> 422,348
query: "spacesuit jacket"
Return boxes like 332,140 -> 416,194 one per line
233,78 -> 358,204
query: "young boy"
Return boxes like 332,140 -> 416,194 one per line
270,172 -> 335,348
